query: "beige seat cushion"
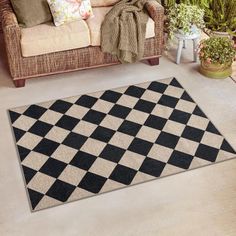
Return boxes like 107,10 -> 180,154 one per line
86,7 -> 155,46
21,21 -> 91,57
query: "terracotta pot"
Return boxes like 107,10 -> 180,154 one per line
199,60 -> 232,79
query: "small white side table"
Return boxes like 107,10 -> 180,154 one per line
175,31 -> 200,64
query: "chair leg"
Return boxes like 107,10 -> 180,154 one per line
13,79 -> 26,88
193,38 -> 199,62
148,57 -> 159,66
176,40 -> 183,64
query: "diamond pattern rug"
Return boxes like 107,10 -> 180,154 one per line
9,77 -> 236,211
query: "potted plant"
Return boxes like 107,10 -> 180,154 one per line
204,0 -> 236,38
198,37 -> 236,79
166,3 -> 205,42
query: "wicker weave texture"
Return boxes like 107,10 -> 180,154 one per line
0,0 -> 164,81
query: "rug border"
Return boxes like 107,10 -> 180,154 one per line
7,76 -> 236,212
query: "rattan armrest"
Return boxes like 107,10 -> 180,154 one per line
145,0 -> 164,22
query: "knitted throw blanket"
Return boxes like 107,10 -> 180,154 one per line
101,0 -> 149,63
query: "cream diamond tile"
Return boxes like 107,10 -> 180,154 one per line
17,133 -> 42,150
100,115 -> 124,130
163,120 -> 185,136
126,110 -> 149,125
27,172 -> 56,194
158,77 -> 173,85
175,137 -> 199,156
131,171 -> 155,184
63,96 -> 78,103
91,99 -> 114,113
113,86 -> 127,93
187,114 -> 209,130
109,132 -> 133,149
100,179 -> 125,193
38,100 -> 55,109
65,104 -> 89,119
116,94 -> 139,108
216,150 -> 236,162
51,144 -> 77,163
148,144 -> 173,163
201,132 -> 224,149
45,126 -> 70,143
119,150 -> 145,170
151,104 -> 173,119
161,163 -> 185,177
81,138 -> 106,156
136,126 -> 161,143
68,187 -> 94,201
22,151 -> 49,171
135,82 -> 150,89
73,120 -> 97,136
164,85 -> 184,98
89,158 -> 117,178
189,157 -> 211,169
175,99 -> 196,113
34,195 -> 61,211
141,90 -> 162,103
91,90 -> 106,98
58,165 -> 87,186
12,115 -> 36,131
11,106 -> 28,114
39,110 -> 62,125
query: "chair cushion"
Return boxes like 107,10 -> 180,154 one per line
91,0 -> 120,7
21,21 -> 91,57
10,0 -> 52,28
86,7 -> 155,46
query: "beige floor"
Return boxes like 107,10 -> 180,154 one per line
1,35 -> 236,236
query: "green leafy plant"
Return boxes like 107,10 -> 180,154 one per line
167,3 -> 205,40
204,0 -> 236,34
198,37 -> 236,64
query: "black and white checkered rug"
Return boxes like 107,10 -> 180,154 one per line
9,77 -> 236,211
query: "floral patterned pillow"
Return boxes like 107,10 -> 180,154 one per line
47,0 -> 93,26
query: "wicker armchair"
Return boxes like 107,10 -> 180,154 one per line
0,0 -> 164,87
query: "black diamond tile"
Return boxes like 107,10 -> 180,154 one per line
182,126 -> 204,143
49,100 -> 73,114
206,121 -> 221,135
70,151 -> 97,170
34,138 -> 60,156
147,81 -> 168,93
100,90 -> 122,103
134,99 -> 156,113
109,164 -> 137,185
118,120 -> 142,136
100,144 -> 126,163
91,126 -> 115,142
46,179 -> 76,202
158,95 -> 179,108
169,109 -> 191,124
75,95 -> 98,108
124,86 -> 145,98
9,110 -> 21,123
155,132 -> 179,149
22,165 -> 37,184
17,145 -> 31,161
13,127 -> 26,142
180,91 -> 194,102
40,158 -> 67,178
83,110 -> 106,125
195,144 -> 219,162
62,132 -> 87,150
192,106 -> 207,118
78,172 -> 107,193
221,139 -> 236,154
128,138 -> 153,156
23,105 -> 47,119
170,78 -> 182,88
109,104 -> 131,119
28,188 -> 44,210
139,157 -> 166,177
144,115 -> 167,130
55,115 -> 79,131
28,121 -> 53,137
168,150 -> 194,169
